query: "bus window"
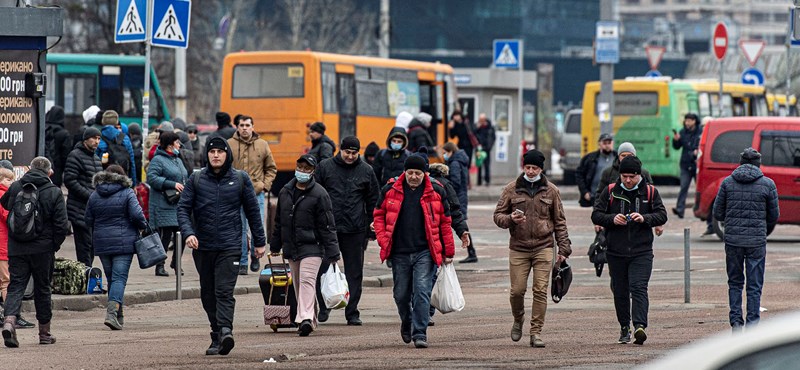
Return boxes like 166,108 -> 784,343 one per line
45,64 -> 56,110
355,66 -> 389,117
337,73 -> 356,138
60,75 -> 95,116
699,93 -> 711,117
100,65 -> 122,114
233,64 -> 304,98
321,63 -> 337,113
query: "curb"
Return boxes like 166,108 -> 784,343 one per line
469,190 -> 681,203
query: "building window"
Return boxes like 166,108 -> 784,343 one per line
493,95 -> 512,132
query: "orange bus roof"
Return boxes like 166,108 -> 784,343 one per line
223,51 -> 454,74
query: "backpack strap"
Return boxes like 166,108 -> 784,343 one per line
607,183 -> 616,207
647,184 -> 654,203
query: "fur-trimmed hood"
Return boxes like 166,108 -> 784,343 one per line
429,162 -> 449,177
92,171 -> 132,197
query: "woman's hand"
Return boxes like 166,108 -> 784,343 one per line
175,183 -> 184,192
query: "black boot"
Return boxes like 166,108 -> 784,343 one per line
205,332 -> 220,355
218,327 -> 234,355
155,264 -> 169,277
459,245 -> 478,263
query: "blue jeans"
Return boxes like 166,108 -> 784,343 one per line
725,245 -> 766,328
675,165 -> 695,215
240,192 -> 266,265
391,251 -> 435,341
99,254 -> 134,305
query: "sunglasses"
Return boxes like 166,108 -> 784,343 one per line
187,131 -> 197,134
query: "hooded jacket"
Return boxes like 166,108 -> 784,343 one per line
85,171 -> 147,256
228,131 -> 278,195
146,147 -> 188,229
314,153 -> 380,234
97,125 -> 137,184
446,149 -> 470,216
407,118 -> 435,153
494,175 -> 572,257
177,138 -> 265,251
595,157 -> 654,199
713,164 -> 780,248
591,178 -> 668,257
0,169 -> 69,256
374,127 -> 409,185
64,141 -> 103,228
308,134 -> 336,164
270,177 -> 340,262
45,106 -> 72,187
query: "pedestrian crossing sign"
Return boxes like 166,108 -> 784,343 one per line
493,40 -> 521,69
151,0 -> 191,48
115,0 -> 147,43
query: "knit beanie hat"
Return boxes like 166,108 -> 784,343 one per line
159,121 -> 175,133
364,142 -> 380,157
0,160 -> 13,171
619,156 -> 642,175
215,112 -> 231,127
309,122 -> 326,134
340,136 -> 361,151
102,110 -> 119,126
740,147 -> 762,167
618,142 -> 636,156
404,155 -> 427,172
83,127 -> 101,140
523,149 -> 545,168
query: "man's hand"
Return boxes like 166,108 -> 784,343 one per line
254,246 -> 266,259
186,235 -> 199,249
594,225 -> 603,233
654,225 -> 664,237
629,212 -> 645,223
674,132 -> 681,141
556,254 -> 567,264
369,222 -> 375,232
583,192 -> 591,201
444,257 -> 453,264
613,214 -> 628,225
511,212 -> 526,225
460,232 -> 470,249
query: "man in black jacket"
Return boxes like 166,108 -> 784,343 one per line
475,113 -> 496,186
1,157 -> 69,348
63,127 -> 104,267
177,137 -> 265,356
591,156 -> 667,346
576,133 -> 616,207
44,106 -> 72,187
313,136 -> 379,325
307,122 -> 336,163
671,113 -> 703,223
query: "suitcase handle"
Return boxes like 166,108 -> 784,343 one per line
267,253 -> 290,305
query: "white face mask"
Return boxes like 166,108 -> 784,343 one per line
620,177 -> 642,191
523,174 -> 541,183
295,170 -> 312,183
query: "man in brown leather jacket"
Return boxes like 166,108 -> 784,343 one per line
493,149 -> 571,349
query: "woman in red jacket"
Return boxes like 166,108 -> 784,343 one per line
0,168 -> 13,302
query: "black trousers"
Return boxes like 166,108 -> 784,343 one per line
607,253 -> 653,329
73,223 -> 94,267
317,231 -> 366,321
477,154 -> 491,185
4,252 -> 55,324
158,226 -> 182,268
193,248 -> 240,332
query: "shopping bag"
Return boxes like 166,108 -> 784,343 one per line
431,263 -> 465,314
320,263 -> 349,309
135,224 -> 167,269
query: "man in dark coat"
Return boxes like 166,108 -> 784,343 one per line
576,133 -> 616,207
177,137 -> 265,356
1,157 -> 69,348
307,122 -> 336,163
187,124 -> 205,169
447,111 -> 477,167
44,106 -> 72,187
127,123 -> 144,182
406,113 -> 435,153
364,141 -> 380,175
429,163 -> 472,263
475,113 -> 496,186
373,127 -> 409,185
713,148 -> 779,332
209,112 -> 236,141
313,136 -> 379,325
63,127 -> 103,267
592,156 -> 667,346
671,113 -> 703,223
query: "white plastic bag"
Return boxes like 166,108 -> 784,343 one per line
430,263 -> 465,314
320,263 -> 349,309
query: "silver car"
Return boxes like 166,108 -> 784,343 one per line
558,109 -> 582,185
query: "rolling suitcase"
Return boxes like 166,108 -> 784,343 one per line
259,254 -> 298,332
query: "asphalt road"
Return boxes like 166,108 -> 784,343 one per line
2,196 -> 799,369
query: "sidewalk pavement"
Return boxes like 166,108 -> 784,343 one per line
467,177 -> 681,202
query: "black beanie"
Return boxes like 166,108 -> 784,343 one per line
340,136 -> 360,151
619,156 -> 642,175
404,155 -> 427,172
740,147 -> 762,167
309,122 -> 326,134
216,112 -> 231,127
82,127 -> 101,140
364,142 -> 380,157
206,137 -> 228,153
523,150 -> 545,168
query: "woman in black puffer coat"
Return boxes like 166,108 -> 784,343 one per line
85,165 -> 147,331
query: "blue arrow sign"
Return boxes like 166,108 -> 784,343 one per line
493,40 -> 520,69
151,0 -> 191,48
645,70 -> 662,77
741,68 -> 764,86
115,0 -> 147,43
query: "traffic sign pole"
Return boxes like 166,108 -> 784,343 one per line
143,0 -> 152,141
713,22 -> 728,117
518,40 -> 525,166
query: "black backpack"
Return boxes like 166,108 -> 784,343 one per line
7,183 -> 46,242
102,131 -> 132,174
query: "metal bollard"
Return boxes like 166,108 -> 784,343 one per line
176,231 -> 182,300
684,227 -> 690,303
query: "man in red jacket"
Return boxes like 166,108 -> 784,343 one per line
374,155 -> 455,349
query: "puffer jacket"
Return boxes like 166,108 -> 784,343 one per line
85,171 -> 147,255
591,178 -> 668,257
713,164 -> 779,248
97,125 -> 137,184
314,153 -> 379,234
308,134 -> 336,164
270,178 -> 340,261
146,147 -> 188,229
494,175 -> 572,257
429,163 -> 468,237
177,138 -> 265,251
373,173 -> 455,265
0,169 -> 69,256
44,106 -> 72,187
228,131 -> 278,195
407,118 -> 434,153
64,141 -> 103,228
447,148 -> 470,217
374,127 -> 409,185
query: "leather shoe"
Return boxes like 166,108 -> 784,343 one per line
317,309 -> 329,323
347,318 -> 362,326
530,335 -> 545,348
238,266 -> 248,275
249,258 -> 260,272
511,319 -> 523,342
671,207 -> 684,219
414,339 -> 428,348
400,321 -> 412,344
459,256 -> 478,263
155,265 -> 169,277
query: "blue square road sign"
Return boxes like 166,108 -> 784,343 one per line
493,39 -> 521,69
151,0 -> 191,48
115,0 -> 147,43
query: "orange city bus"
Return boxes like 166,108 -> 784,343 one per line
220,51 -> 457,190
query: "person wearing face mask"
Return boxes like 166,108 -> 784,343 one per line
576,133 -> 616,207
494,150 -> 571,349
374,127 -> 410,185
591,156 -> 667,346
270,154 -> 340,337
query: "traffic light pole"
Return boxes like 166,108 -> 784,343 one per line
599,0 -> 614,135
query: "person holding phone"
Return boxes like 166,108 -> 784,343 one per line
671,113 -> 704,227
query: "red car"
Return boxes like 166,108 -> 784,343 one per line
694,117 -> 800,239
